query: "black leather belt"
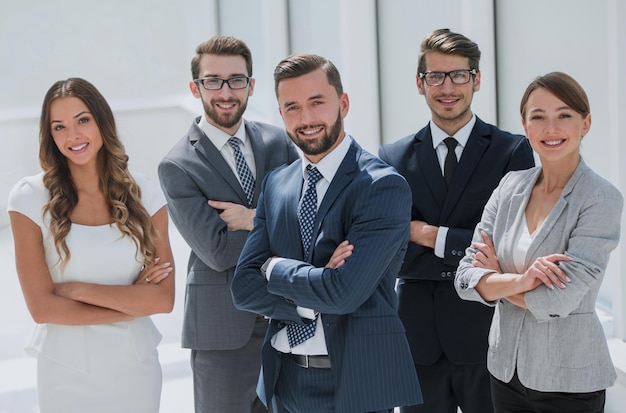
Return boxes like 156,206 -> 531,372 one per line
284,353 -> 331,369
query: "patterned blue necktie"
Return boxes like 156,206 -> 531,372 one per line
228,137 -> 255,207
287,165 -> 323,348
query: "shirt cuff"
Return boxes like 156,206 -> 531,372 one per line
296,307 -> 316,320
434,226 -> 449,258
264,257 -> 285,281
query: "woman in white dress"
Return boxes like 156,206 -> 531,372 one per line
7,77 -> 175,413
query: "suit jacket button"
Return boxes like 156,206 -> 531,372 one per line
441,272 -> 446,278
447,271 -> 452,277
549,314 -> 560,318
451,250 -> 457,256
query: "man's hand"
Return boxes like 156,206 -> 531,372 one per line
208,200 -> 255,231
326,240 -> 354,269
410,220 -> 437,248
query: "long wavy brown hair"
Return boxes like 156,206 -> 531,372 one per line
39,78 -> 158,270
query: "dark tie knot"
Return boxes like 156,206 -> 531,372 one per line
306,165 -> 323,186
444,137 -> 458,151
228,136 -> 241,148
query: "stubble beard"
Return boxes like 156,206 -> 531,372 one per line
202,96 -> 248,130
289,111 -> 343,156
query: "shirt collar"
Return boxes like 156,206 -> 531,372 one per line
197,115 -> 247,149
430,114 -> 476,149
301,135 -> 352,184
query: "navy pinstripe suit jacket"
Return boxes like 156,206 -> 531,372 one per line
232,139 -> 423,412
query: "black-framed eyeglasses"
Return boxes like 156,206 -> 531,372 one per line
194,76 -> 251,90
418,69 -> 477,86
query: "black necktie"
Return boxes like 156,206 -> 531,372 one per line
228,137 -> 255,207
443,137 -> 458,189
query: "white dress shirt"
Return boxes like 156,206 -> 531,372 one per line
198,116 -> 257,182
429,115 -> 476,258
267,135 -> 353,355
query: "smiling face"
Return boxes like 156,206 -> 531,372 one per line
417,51 -> 480,136
190,54 -> 255,136
522,87 -> 591,166
277,69 -> 349,163
49,97 -> 103,169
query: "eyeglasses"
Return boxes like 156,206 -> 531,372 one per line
418,69 -> 477,86
194,76 -> 251,90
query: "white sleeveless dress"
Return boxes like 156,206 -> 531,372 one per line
8,172 -> 165,413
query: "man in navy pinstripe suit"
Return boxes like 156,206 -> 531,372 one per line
231,54 -> 422,412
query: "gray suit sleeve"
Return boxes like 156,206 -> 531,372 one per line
524,181 -> 623,321
158,158 -> 248,272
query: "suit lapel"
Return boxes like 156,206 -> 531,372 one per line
499,179 -> 534,273
189,119 -> 250,206
306,141 -> 359,262
246,121 -> 266,205
440,120 -> 490,221
524,161 -> 586,264
282,160 -> 306,261
414,130 -> 447,211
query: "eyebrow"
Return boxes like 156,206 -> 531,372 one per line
200,73 -> 248,78
50,110 -> 91,124
282,94 -> 326,108
528,106 -> 572,113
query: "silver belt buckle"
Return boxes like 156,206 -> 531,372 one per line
302,355 -> 310,368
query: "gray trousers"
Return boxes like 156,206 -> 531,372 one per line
191,316 -> 268,413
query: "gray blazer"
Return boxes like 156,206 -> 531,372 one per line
158,118 -> 297,350
455,159 -> 622,392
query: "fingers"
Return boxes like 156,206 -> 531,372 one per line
480,231 -> 495,250
143,259 -> 174,285
208,200 -> 231,209
532,257 -> 570,289
326,241 -> 354,269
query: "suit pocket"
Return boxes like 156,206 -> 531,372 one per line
188,269 -> 228,285
547,312 -> 594,369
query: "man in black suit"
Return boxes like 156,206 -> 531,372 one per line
379,28 -> 535,413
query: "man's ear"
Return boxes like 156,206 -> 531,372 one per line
190,81 -> 201,98
473,70 -> 481,92
416,75 -> 425,96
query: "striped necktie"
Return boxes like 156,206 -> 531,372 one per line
228,137 -> 255,207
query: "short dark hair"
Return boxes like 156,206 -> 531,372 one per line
520,72 -> 590,119
417,28 -> 481,75
274,53 -> 343,97
191,36 -> 253,79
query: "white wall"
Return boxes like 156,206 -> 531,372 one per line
495,0 -> 626,335
378,0 -> 497,143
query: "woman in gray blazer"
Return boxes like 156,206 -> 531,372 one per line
455,72 -> 623,413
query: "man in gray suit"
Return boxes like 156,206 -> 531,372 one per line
158,36 -> 298,413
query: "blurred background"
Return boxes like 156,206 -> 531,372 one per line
2,0 -> 626,411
